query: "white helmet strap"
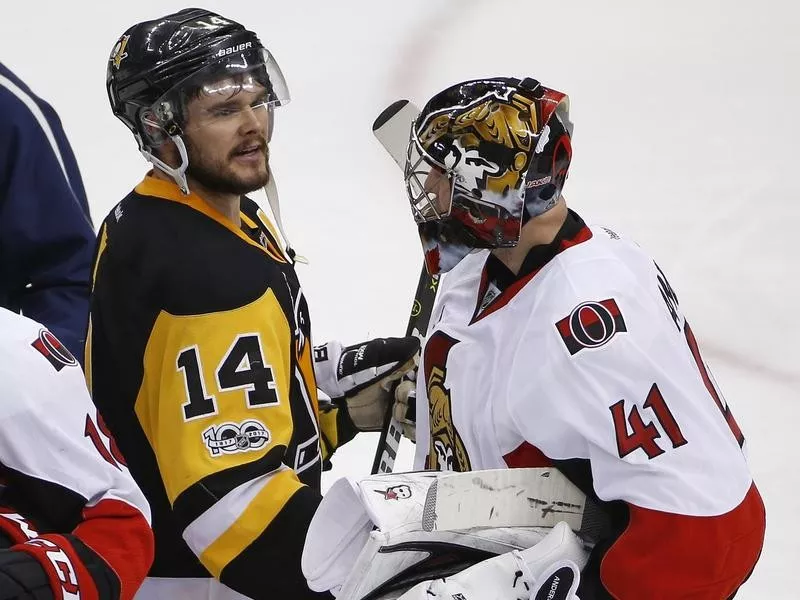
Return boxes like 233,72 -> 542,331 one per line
140,135 -> 190,194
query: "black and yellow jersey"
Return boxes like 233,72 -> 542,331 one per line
86,175 -> 332,598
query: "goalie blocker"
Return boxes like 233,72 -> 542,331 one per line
302,468 -> 595,600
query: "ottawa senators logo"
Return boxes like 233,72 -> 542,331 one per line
424,332 -> 471,472
31,329 -> 77,371
555,299 -> 626,355
418,86 -> 540,198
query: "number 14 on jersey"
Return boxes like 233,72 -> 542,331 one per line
177,333 -> 280,421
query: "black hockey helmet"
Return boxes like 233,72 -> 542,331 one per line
405,77 -> 573,274
107,8 -> 289,153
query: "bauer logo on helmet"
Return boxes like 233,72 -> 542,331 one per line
215,42 -> 253,59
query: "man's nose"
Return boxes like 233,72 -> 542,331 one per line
238,105 -> 267,135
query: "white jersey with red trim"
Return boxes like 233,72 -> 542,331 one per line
413,213 -> 765,598
0,307 -> 153,600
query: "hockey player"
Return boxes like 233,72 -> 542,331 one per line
0,307 -> 153,599
91,9 -> 418,600
0,62 -> 96,359
394,77 -> 766,599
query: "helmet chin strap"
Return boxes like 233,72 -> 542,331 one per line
261,166 -> 307,264
140,135 -> 305,264
140,135 -> 191,194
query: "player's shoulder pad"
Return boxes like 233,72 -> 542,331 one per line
101,188 -> 186,250
537,231 -> 652,359
99,187 -> 225,284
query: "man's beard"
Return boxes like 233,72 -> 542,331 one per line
185,137 -> 270,195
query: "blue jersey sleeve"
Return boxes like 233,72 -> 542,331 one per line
0,63 -> 96,360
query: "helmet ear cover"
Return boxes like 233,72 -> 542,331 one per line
138,109 -> 170,146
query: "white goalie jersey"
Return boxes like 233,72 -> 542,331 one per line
412,212 -> 765,598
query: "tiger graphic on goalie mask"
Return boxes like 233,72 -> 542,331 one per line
417,84 -> 540,201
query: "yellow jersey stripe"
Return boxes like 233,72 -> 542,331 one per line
199,468 -> 304,577
133,290 -> 293,502
84,316 -> 93,393
91,224 -> 108,289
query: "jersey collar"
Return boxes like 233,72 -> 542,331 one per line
134,174 -> 288,262
472,210 -> 592,323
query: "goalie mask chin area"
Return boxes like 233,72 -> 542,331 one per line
406,130 -> 522,275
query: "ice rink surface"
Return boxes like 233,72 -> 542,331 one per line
1,1 -> 797,596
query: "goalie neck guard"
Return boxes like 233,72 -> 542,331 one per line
406,77 -> 573,274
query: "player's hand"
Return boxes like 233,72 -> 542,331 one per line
313,337 -> 419,431
393,372 -> 417,442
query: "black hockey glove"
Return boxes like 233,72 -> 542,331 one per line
313,337 -> 420,432
0,511 -> 120,600
0,535 -> 120,600
0,550 -> 51,600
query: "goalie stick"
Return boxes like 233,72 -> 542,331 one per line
370,99 -> 438,474
370,266 -> 438,474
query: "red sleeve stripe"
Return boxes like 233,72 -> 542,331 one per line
74,499 -> 154,600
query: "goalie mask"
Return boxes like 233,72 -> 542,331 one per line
405,77 -> 573,274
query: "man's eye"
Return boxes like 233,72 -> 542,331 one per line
211,107 -> 238,117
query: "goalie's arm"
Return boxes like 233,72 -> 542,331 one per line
510,288 -> 765,598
